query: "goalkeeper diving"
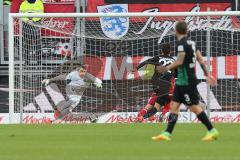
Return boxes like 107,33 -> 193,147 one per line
42,66 -> 102,120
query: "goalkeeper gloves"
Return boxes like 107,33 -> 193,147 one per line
42,79 -> 50,86
94,78 -> 102,88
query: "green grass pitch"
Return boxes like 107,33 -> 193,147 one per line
0,123 -> 239,160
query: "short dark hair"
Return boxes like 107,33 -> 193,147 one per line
175,21 -> 188,35
161,43 -> 171,55
76,65 -> 87,71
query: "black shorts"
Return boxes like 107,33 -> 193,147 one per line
172,85 -> 200,106
156,95 -> 171,106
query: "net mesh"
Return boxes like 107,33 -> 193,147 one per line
12,14 -> 240,117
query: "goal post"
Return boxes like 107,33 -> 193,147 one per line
8,11 -> 240,124
8,13 -> 14,123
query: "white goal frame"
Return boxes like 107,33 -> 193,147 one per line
8,11 -> 240,124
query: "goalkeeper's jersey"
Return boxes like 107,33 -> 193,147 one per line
50,70 -> 96,96
66,71 -> 91,87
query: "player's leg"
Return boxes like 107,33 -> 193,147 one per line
162,102 -> 170,115
52,100 -> 64,119
142,94 -> 167,119
190,105 -> 219,141
137,104 -> 152,119
165,101 -> 181,133
159,78 -> 174,122
159,100 -> 170,122
136,94 -> 157,122
152,85 -> 182,141
54,95 -> 81,120
183,85 -> 219,141
187,86 -> 219,141
64,95 -> 81,116
143,102 -> 160,120
152,100 -> 180,141
164,86 -> 183,135
58,101 -> 75,117
147,79 -> 175,122
190,105 -> 213,130
158,94 -> 172,122
56,85 -> 81,118
53,100 -> 73,119
136,103 -> 152,122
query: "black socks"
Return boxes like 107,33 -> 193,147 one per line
197,111 -> 213,131
164,111 -> 213,134
143,107 -> 158,119
166,113 -> 178,134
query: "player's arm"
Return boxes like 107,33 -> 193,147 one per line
136,57 -> 159,70
84,72 -> 102,88
196,50 -> 217,86
51,74 -> 68,82
42,74 -> 67,86
157,52 -> 185,73
132,57 -> 158,73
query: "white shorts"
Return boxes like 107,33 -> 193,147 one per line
67,95 -> 82,108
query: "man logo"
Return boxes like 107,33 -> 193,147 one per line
97,4 -> 129,39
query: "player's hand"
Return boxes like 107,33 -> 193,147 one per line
207,75 -> 217,86
42,79 -> 50,87
94,78 -> 102,88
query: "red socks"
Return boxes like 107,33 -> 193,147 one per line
137,108 -> 147,117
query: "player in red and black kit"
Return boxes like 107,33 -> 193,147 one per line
134,43 -> 176,123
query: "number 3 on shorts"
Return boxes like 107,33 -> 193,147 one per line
184,94 -> 191,104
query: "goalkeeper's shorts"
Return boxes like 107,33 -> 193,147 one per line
67,95 -> 82,108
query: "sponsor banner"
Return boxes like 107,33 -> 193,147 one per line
87,2 -> 240,42
1,112 -> 240,124
100,112 -> 192,123
0,113 -> 90,124
98,112 -> 240,123
79,55 -> 240,80
87,0 -> 231,13
34,55 -> 240,80
0,114 -> 10,124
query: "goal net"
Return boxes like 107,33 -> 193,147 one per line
9,11 -> 240,123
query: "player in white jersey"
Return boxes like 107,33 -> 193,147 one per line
42,66 -> 102,120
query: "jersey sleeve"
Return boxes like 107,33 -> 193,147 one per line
49,74 -> 67,82
66,72 -> 73,80
177,41 -> 185,53
136,56 -> 159,70
84,72 -> 97,83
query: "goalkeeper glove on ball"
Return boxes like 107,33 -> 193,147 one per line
42,79 -> 50,86
94,78 -> 102,88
